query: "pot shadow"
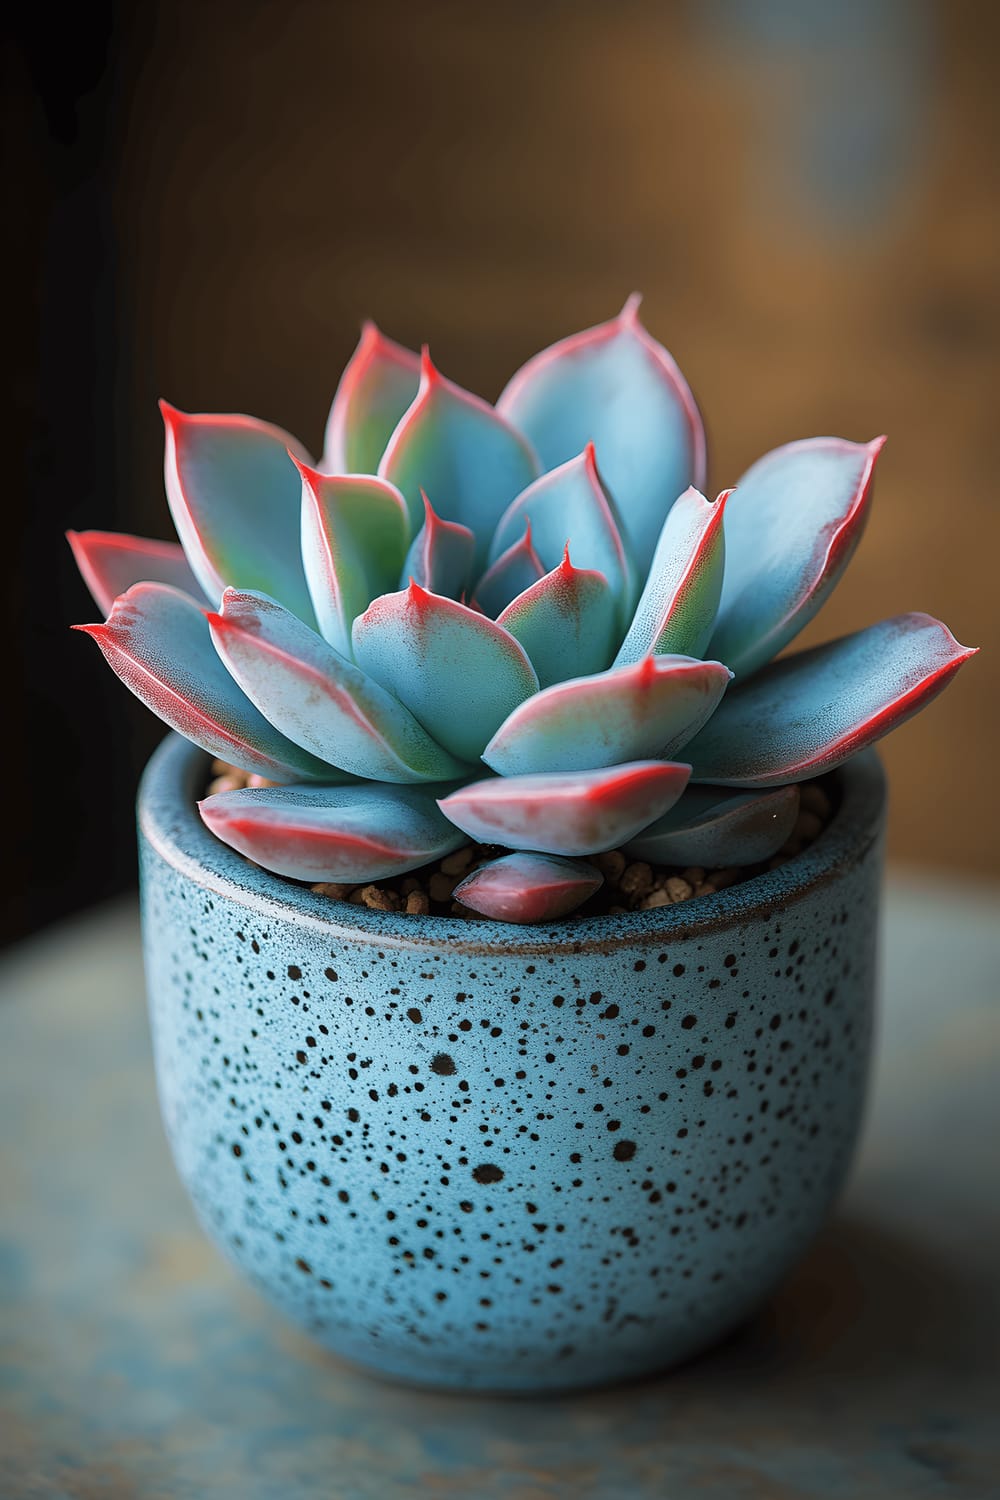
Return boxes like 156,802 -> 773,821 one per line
371,1213 -> 999,1475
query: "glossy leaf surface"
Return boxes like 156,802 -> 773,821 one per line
297,459 -> 410,656
625,784 -> 800,867
497,297 -> 706,571
497,549 -> 618,688
707,436 -> 884,678
352,584 -> 538,763
615,488 -> 728,665
454,852 -> 602,923
67,530 -> 208,615
73,584 -> 334,781
379,351 -> 539,567
160,403 -> 316,623
209,590 -> 467,783
484,655 -> 731,776
687,613 -> 977,785
200,781 -> 464,882
438,760 -> 691,856
322,322 -> 421,474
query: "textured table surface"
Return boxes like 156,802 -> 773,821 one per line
1,874 -> 998,1500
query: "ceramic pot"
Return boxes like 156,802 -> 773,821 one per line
139,733 -> 885,1392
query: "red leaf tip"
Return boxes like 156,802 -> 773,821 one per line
419,345 -> 439,386
619,292 -> 643,327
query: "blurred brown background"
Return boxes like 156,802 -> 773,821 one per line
7,0 -> 998,944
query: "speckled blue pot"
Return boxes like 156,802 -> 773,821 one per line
138,733 -> 885,1393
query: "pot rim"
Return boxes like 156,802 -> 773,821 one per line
138,734 -> 886,956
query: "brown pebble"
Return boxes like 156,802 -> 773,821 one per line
358,884 -> 399,911
310,882 -> 351,900
620,862 -> 654,899
440,846 -> 475,876
693,882 -> 717,898
799,783 -> 832,820
405,889 -> 430,915
642,888 -> 672,909
246,773 -> 282,789
348,887 -> 367,903
665,876 -> 693,903
596,850 -> 626,883
211,759 -> 235,775
794,810 -> 824,843
429,872 -> 458,903
708,867 -> 738,890
682,866 -> 706,885
609,905 -> 629,915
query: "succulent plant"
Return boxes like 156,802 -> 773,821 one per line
70,298 -> 975,922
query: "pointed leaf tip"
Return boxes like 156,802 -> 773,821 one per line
323,321 -> 421,474
688,613 -> 976,786
498,307 -> 705,571
439,761 -> 692,857
707,435 -> 885,678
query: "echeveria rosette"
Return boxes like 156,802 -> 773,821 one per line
70,298 -> 977,923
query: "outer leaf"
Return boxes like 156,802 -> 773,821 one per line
209,590 -> 467,784
472,521 -> 545,618
454,852 -> 603,923
615,488 -> 728,666
73,583 -> 336,782
378,349 -> 540,568
400,492 -> 475,599
160,402 -> 316,623
624,785 -> 800,867
296,458 -> 410,657
200,781 -> 465,883
687,613 -> 977,786
497,548 -> 618,689
497,296 -> 706,571
488,445 -> 635,628
707,436 -> 885,678
322,321 -> 421,474
483,655 -> 732,776
438,761 -> 692,856
67,530 -> 209,615
352,583 -> 539,764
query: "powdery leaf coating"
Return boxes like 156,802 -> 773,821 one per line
438,760 -> 692,856
160,402 -> 317,624
687,613 -> 977,785
209,589 -> 467,784
73,583 -> 335,782
483,655 -> 732,776
497,549 -> 618,689
352,583 -> 539,764
199,781 -> 465,882
296,459 -> 410,657
323,322 -> 421,474
400,492 -> 475,599
67,530 -> 209,615
488,445 -> 635,629
707,436 -> 884,678
624,784 -> 800,867
497,296 -> 706,572
454,852 -> 603,923
615,488 -> 728,666
379,350 -> 540,569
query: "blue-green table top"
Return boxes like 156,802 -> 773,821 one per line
1,873 -> 998,1499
